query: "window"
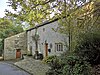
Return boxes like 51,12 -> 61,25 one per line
55,43 -> 63,51
43,28 -> 45,32
30,46 -> 32,51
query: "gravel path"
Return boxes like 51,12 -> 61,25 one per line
14,56 -> 49,75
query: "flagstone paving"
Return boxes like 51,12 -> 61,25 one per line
14,56 -> 49,75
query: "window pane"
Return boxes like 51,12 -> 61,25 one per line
55,43 -> 63,51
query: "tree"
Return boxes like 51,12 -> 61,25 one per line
5,0 -> 88,26
0,18 -> 23,53
57,0 -> 100,51
0,18 -> 23,38
75,30 -> 100,65
6,0 -> 100,51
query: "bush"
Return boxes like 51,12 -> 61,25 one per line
46,31 -> 100,75
62,55 -> 92,75
75,31 -> 100,65
43,55 -> 57,64
46,55 -> 92,75
46,56 -> 63,75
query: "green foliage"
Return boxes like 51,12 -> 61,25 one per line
43,55 -> 57,64
75,31 -> 100,65
46,55 -> 92,75
0,18 -> 23,38
62,56 -> 92,75
5,0 -> 90,28
0,18 -> 23,50
0,25 -> 23,38
0,18 -> 12,31
0,39 -> 3,53
46,56 -> 62,75
46,30 -> 100,75
57,1 -> 100,51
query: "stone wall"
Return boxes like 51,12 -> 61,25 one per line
4,32 -> 27,60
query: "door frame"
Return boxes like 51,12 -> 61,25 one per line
16,49 -> 21,59
45,43 -> 48,57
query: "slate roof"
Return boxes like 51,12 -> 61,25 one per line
26,18 -> 59,32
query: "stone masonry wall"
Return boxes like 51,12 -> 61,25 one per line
4,32 -> 27,60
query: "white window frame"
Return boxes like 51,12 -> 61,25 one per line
55,43 -> 63,51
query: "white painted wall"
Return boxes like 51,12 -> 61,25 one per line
27,21 -> 69,57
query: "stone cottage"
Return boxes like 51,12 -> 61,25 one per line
4,1 -> 99,60
4,32 -> 27,60
26,19 -> 68,58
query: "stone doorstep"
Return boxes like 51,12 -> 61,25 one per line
0,57 -> 3,60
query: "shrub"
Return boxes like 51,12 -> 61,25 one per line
62,55 -> 92,75
43,55 -> 57,64
46,56 -> 63,75
46,55 -> 92,75
75,31 -> 100,65
46,31 -> 100,75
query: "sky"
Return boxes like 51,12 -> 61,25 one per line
0,0 -> 14,18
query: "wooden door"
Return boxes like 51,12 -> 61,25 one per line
45,43 -> 48,57
16,49 -> 21,58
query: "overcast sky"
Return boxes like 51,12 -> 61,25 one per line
0,0 -> 14,18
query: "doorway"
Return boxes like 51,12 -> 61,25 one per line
45,43 -> 48,57
16,49 -> 21,58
